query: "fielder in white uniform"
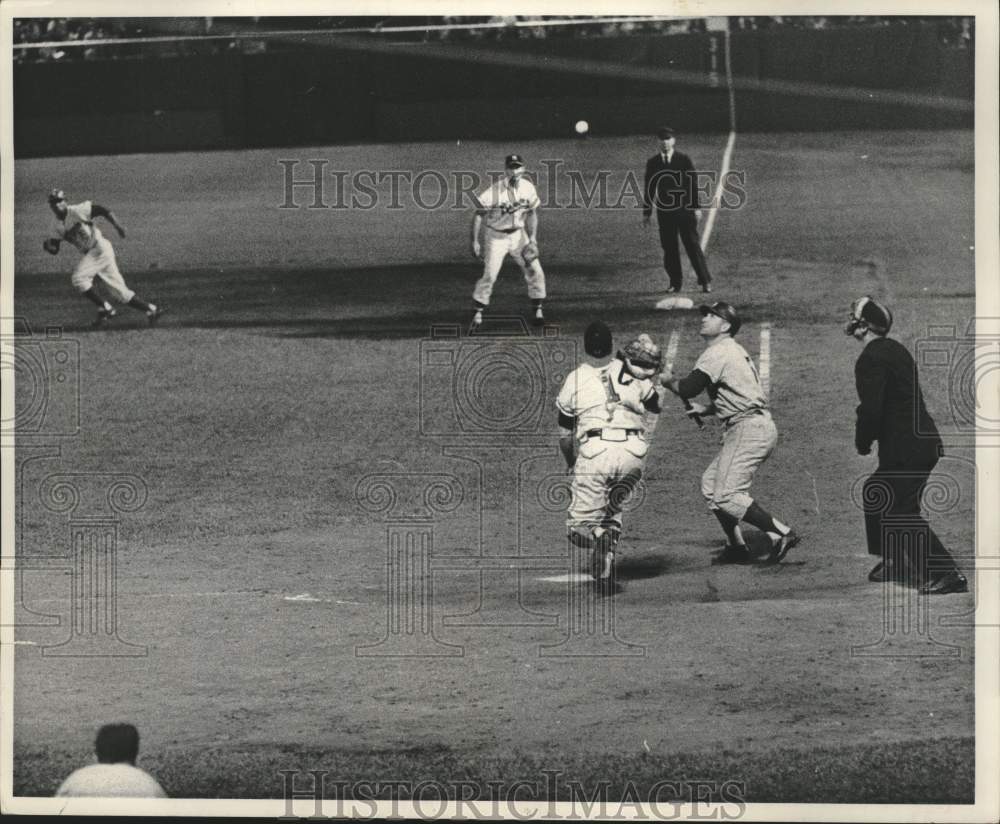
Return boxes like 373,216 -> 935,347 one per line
660,301 -> 800,564
44,189 -> 163,327
470,154 -> 547,327
557,321 -> 663,585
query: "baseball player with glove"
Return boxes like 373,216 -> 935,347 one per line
470,154 -> 547,328
557,322 -> 664,588
44,189 -> 163,327
660,301 -> 800,564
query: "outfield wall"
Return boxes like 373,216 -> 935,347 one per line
14,27 -> 973,157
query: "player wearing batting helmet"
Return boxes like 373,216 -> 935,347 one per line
556,322 -> 664,591
660,301 -> 800,565
847,296 -> 967,594
45,189 -> 164,328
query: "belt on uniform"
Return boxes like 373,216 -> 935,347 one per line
490,226 -> 521,234
585,428 -> 642,441
723,408 -> 768,426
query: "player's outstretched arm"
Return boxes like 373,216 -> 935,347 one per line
470,210 -> 484,259
92,203 -> 126,238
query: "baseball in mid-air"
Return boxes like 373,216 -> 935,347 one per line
574,120 -> 590,135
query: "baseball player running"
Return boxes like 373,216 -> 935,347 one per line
44,189 -> 163,327
660,302 -> 800,564
470,154 -> 546,328
557,321 -> 664,588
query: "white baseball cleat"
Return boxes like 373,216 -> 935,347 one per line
471,309 -> 483,328
533,306 -> 545,325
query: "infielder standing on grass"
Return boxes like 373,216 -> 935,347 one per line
557,321 -> 664,588
660,302 -> 800,565
470,154 -> 546,328
44,189 -> 163,328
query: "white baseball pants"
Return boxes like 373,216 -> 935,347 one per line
568,434 -> 649,532
473,227 -> 546,305
70,237 -> 135,303
701,411 -> 778,520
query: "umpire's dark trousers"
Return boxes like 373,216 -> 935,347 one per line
656,209 -> 711,290
862,456 -> 959,581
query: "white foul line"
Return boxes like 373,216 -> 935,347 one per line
701,26 -> 736,253
760,322 -> 772,400
700,129 -> 736,253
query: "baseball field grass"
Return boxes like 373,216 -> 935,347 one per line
10,129 -> 978,806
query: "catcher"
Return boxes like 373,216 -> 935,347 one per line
44,188 -> 163,328
556,322 -> 664,590
469,154 -> 547,328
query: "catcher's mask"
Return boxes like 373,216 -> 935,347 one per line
844,296 -> 893,339
619,333 -> 662,379
47,188 -> 66,205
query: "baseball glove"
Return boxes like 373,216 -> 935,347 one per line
521,241 -> 540,266
43,238 -> 60,255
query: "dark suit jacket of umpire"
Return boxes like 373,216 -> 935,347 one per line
643,151 -> 699,216
854,336 -> 942,468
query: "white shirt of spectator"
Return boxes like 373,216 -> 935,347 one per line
475,176 -> 540,232
55,763 -> 167,798
53,200 -> 104,254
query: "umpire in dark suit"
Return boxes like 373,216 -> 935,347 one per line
643,127 -> 712,294
847,296 -> 967,595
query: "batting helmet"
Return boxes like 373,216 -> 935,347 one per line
619,333 -> 662,379
47,188 -> 66,205
844,295 -> 892,339
699,301 -> 742,335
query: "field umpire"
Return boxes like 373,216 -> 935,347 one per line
643,127 -> 712,294
846,296 -> 968,595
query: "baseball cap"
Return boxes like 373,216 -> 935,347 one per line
584,320 -> 613,358
48,188 -> 66,204
505,154 -> 525,168
657,127 -> 675,139
699,301 -> 742,335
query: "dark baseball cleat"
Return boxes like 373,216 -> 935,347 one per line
93,307 -> 117,327
147,306 -> 166,325
702,284 -> 712,293
867,560 -> 890,582
711,544 -> 752,565
919,570 -> 969,595
665,286 -> 680,294
867,558 -> 911,583
768,531 -> 801,564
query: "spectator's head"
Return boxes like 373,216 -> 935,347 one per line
95,723 -> 140,765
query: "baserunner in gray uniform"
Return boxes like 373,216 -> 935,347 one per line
660,301 -> 801,565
